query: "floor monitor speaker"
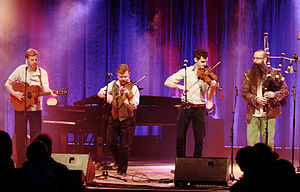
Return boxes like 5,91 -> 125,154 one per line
51,153 -> 95,183
175,157 -> 228,187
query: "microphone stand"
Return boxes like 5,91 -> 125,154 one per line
291,55 -> 298,168
101,73 -> 111,177
261,65 -> 270,146
183,61 -> 188,157
98,73 -> 127,182
24,66 -> 28,150
229,86 -> 238,181
264,106 -> 269,145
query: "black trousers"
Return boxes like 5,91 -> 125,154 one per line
107,118 -> 135,174
15,110 -> 42,167
176,105 -> 206,157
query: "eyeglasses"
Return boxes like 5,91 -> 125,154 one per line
253,57 -> 265,60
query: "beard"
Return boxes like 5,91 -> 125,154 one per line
249,63 -> 265,86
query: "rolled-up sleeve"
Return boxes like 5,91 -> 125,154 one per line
131,85 -> 140,106
166,69 -> 184,83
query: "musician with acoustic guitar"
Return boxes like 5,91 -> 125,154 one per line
5,48 -> 57,167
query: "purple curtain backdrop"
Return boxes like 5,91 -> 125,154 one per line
1,0 -> 299,149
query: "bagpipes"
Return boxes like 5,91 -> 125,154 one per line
262,32 -> 299,108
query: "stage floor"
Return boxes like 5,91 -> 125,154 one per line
86,160 -> 244,192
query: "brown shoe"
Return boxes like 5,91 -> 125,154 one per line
108,161 -> 118,170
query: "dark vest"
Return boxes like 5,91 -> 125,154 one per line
111,81 -> 133,121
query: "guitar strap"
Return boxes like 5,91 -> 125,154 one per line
37,67 -> 43,91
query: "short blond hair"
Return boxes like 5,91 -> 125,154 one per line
117,64 -> 130,74
25,48 -> 39,59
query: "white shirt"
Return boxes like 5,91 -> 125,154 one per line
8,64 -> 51,111
253,81 -> 266,117
99,80 -> 140,107
166,65 -> 213,104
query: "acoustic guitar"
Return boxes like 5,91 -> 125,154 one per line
10,82 -> 68,111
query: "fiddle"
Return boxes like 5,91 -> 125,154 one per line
120,82 -> 134,100
197,62 -> 224,98
197,66 -> 217,85
119,75 -> 146,110
119,82 -> 136,111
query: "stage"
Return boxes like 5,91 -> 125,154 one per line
84,159 -> 243,192
82,146 -> 300,192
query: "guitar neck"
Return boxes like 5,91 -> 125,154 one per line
38,92 -> 52,96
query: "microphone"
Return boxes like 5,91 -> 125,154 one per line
290,54 -> 299,74
294,54 -> 299,63
184,60 -> 188,67
106,73 -> 113,77
25,60 -> 28,70
235,86 -> 239,95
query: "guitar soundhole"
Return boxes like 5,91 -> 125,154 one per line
27,92 -> 32,99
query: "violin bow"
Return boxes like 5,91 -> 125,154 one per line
133,75 -> 147,85
210,61 -> 221,70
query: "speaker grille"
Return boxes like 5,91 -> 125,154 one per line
175,157 -> 228,186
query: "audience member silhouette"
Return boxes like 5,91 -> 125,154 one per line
231,142 -> 299,192
254,143 -> 278,188
20,140 -> 59,192
1,131 -> 84,191
33,133 -> 81,192
253,142 -> 278,165
230,146 -> 260,192
274,158 -> 297,191
0,130 -> 16,189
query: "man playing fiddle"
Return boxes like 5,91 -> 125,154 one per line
241,49 -> 289,149
97,64 -> 140,177
164,49 -> 217,157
